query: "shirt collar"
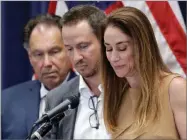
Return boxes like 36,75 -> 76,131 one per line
79,75 -> 92,98
40,83 -> 49,99
64,72 -> 70,82
98,84 -> 104,99
79,75 -> 103,99
98,84 -> 103,93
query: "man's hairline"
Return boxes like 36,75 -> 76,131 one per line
24,23 -> 62,50
62,19 -> 99,41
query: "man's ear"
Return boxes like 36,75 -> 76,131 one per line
32,73 -> 38,80
28,51 -> 33,65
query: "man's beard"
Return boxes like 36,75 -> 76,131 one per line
79,61 -> 100,78
82,67 -> 98,78
75,59 -> 100,78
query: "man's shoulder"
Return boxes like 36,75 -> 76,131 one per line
67,75 -> 80,87
55,76 -> 79,93
2,80 -> 40,95
46,76 -> 80,110
2,80 -> 41,111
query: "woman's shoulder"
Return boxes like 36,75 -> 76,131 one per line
160,72 -> 184,85
168,74 -> 186,139
169,75 -> 186,104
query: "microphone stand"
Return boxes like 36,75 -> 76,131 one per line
50,113 -> 65,139
27,113 -> 65,140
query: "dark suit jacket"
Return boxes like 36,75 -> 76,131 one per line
2,71 -> 77,140
45,76 -> 80,139
2,80 -> 41,139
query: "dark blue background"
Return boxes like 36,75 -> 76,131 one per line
2,1 -> 49,89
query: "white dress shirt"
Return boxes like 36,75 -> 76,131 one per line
73,76 -> 110,139
39,72 -> 70,118
39,83 -> 49,118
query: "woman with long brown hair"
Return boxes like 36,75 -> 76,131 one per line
101,7 -> 186,139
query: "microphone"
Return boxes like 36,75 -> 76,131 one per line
29,122 -> 52,140
35,94 -> 80,125
29,113 -> 65,140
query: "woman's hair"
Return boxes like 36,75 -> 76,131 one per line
101,7 -> 171,134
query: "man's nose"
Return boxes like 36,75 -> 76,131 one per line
73,49 -> 83,64
43,54 -> 52,67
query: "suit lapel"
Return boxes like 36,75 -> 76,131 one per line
59,104 -> 78,139
25,81 -> 41,135
58,78 -> 80,139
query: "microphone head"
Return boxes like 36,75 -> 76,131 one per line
68,94 -> 80,109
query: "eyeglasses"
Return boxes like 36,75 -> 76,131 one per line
88,95 -> 100,129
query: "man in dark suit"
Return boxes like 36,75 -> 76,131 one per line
45,5 -> 110,139
2,14 -> 77,139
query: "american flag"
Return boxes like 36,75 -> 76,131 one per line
48,1 -> 186,78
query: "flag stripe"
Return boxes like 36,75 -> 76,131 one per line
105,1 -> 124,14
48,1 -> 57,14
122,1 -> 185,77
168,1 -> 186,33
55,1 -> 68,17
146,1 -> 186,73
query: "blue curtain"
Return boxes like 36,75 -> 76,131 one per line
1,1 -> 49,89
